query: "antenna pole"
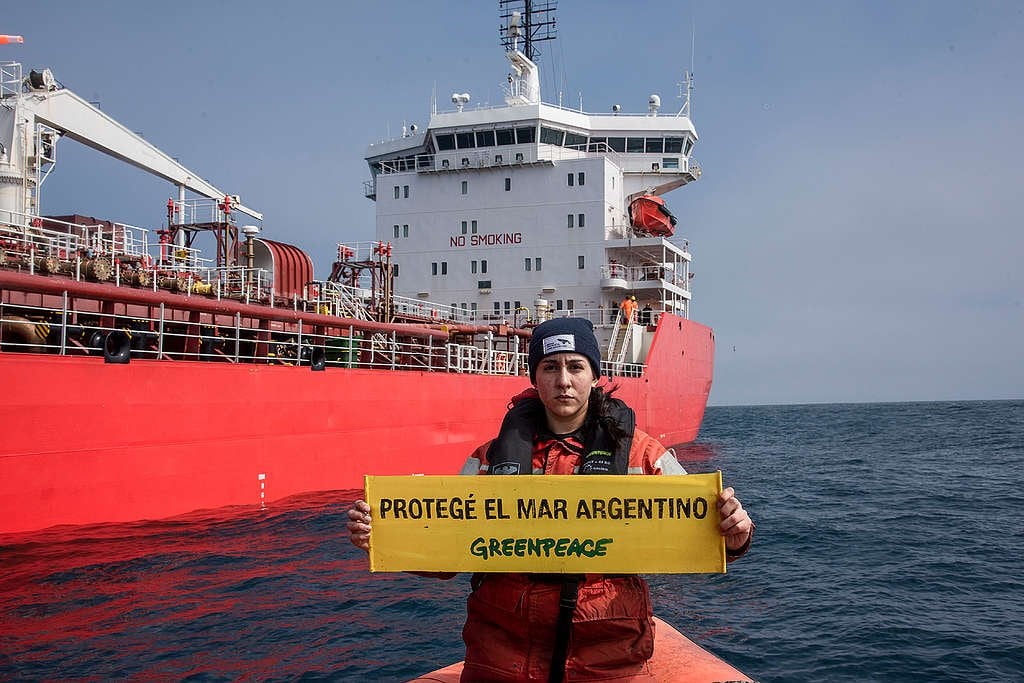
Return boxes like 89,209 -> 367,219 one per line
499,0 -> 557,62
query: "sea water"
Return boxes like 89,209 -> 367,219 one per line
2,400 -> 1021,681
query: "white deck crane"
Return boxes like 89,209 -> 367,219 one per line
0,63 -> 261,225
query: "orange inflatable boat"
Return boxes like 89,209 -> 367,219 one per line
408,616 -> 754,682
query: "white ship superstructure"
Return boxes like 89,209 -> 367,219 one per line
364,9 -> 701,343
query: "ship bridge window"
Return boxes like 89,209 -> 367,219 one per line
627,137 -> 645,153
588,137 -> 607,152
662,157 -> 680,169
645,138 -> 664,153
456,132 -> 476,148
436,133 -> 456,151
664,137 -> 684,154
476,130 -> 496,147
540,127 -> 565,146
515,126 -> 536,143
683,138 -> 694,155
608,137 -> 625,152
496,128 -> 515,145
565,132 -> 587,150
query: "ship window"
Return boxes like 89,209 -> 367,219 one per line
664,137 -> 684,154
461,157 -> 470,166
432,262 -> 438,276
567,299 -> 574,310
588,137 -> 607,152
403,224 -> 409,237
607,137 -> 626,152
403,185 -> 409,198
471,220 -> 478,234
504,301 -> 511,314
479,280 -> 491,289
481,260 -> 488,274
442,159 -> 450,168
394,185 -> 400,199
535,257 -> 542,271
514,300 -> 521,309
471,302 -> 478,315
515,152 -> 524,161
525,258 -> 532,271
684,138 -> 693,155
577,172 -> 585,186
476,130 -> 496,147
393,224 -> 400,238
441,261 -> 448,275
494,302 -> 501,314
461,220 -> 468,235
436,133 -> 456,151
645,138 -> 664,153
496,128 -> 515,145
578,255 -> 585,269
662,157 -> 680,169
461,180 -> 468,195
495,154 -> 503,164
565,132 -> 587,149
567,173 -> 574,187
456,132 -> 475,148
540,127 -> 565,146
515,126 -> 536,143
556,300 -> 563,310
578,213 -> 585,227
627,137 -> 645,153
394,264 -> 399,277
505,177 -> 511,191
568,214 -> 574,228
472,260 -> 478,274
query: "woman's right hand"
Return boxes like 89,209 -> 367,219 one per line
347,499 -> 372,553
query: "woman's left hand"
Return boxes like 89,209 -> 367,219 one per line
717,487 -> 754,551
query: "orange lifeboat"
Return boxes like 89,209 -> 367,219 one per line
407,617 -> 753,682
630,194 -> 677,236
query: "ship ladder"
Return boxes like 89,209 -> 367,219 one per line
606,321 -> 634,374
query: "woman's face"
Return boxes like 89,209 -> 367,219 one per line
534,352 -> 598,432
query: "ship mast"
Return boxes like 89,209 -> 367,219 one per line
499,0 -> 557,62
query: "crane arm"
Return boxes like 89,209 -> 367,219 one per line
25,86 -> 262,220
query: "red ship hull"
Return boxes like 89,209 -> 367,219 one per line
0,314 -> 713,536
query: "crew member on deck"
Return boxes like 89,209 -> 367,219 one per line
348,318 -> 754,682
619,295 -> 638,325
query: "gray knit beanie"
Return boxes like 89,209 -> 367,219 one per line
528,317 -> 602,383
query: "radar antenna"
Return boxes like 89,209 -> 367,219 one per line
499,0 -> 557,62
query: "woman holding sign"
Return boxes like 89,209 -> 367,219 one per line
348,317 -> 754,682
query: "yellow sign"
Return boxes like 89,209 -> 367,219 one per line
365,473 -> 725,574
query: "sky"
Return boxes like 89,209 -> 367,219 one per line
4,1 -> 1022,406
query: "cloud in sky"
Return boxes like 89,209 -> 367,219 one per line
3,0 -> 1021,405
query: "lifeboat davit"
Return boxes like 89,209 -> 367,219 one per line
408,617 -> 754,682
630,194 -> 677,236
